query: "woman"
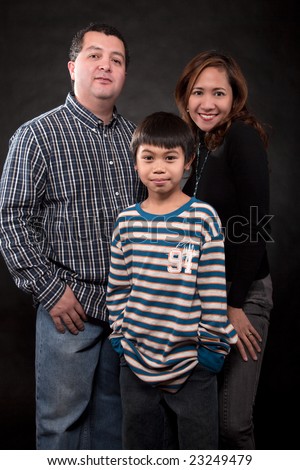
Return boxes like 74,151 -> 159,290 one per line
175,51 -> 273,449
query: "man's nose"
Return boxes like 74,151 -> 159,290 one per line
98,58 -> 111,71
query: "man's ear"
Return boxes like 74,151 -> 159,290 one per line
67,61 -> 75,80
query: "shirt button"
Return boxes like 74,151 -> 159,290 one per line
115,192 -> 120,196
109,161 -> 113,165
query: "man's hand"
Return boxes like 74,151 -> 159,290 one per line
227,306 -> 262,361
49,285 -> 87,334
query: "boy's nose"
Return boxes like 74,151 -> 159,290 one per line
153,163 -> 166,173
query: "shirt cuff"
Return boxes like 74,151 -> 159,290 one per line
34,275 -> 66,312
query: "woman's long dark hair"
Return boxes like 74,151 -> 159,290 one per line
175,50 -> 268,150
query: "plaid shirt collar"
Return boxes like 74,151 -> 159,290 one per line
66,92 -> 118,131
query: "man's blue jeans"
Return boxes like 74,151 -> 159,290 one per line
35,304 -> 122,450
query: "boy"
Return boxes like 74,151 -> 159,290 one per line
106,112 -> 237,449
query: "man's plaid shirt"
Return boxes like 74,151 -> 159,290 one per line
0,93 -> 145,320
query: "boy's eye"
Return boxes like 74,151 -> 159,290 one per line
165,155 -> 177,161
143,155 -> 153,161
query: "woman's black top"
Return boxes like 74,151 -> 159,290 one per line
184,120 -> 271,308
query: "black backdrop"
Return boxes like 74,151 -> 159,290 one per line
0,0 -> 298,450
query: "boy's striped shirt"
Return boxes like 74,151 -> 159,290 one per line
107,197 -> 237,392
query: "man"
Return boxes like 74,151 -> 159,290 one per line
0,23 -> 145,450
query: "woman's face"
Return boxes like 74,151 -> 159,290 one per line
188,66 -> 233,132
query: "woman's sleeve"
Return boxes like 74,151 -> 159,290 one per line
226,123 -> 271,307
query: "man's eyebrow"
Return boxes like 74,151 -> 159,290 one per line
85,45 -> 125,59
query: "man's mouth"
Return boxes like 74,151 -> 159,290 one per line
95,76 -> 112,83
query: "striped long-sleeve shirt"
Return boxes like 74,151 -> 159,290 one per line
0,93 -> 145,319
107,198 -> 237,392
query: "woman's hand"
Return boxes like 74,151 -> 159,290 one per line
227,306 -> 262,361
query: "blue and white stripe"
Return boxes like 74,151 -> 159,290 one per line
107,198 -> 237,392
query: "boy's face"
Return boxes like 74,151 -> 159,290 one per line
134,144 -> 192,196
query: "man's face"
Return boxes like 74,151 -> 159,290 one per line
68,31 -> 127,109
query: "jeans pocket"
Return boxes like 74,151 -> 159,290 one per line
120,355 -> 128,367
244,274 -> 273,314
196,362 -> 217,376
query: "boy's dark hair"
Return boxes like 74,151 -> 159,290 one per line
131,112 -> 195,163
69,22 -> 130,69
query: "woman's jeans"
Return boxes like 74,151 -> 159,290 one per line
35,304 -> 122,450
218,275 -> 273,449
120,361 -> 218,450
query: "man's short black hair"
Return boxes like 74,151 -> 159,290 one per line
69,22 -> 130,69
